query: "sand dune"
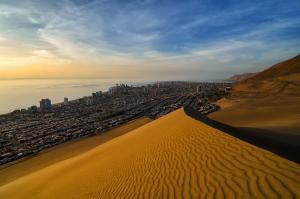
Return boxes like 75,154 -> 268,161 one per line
0,108 -> 299,198
209,92 -> 300,134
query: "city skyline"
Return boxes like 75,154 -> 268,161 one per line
0,0 -> 300,81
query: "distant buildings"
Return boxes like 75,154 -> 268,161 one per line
28,105 -> 38,112
40,98 -> 52,110
92,91 -> 102,98
108,84 -> 129,96
152,88 -> 159,97
1,81 -> 232,166
84,97 -> 94,106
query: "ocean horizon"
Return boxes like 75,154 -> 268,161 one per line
0,78 -> 230,115
0,78 -> 145,115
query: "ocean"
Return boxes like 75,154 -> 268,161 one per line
0,78 -> 144,115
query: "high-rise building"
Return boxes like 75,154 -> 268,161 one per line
64,97 -> 69,105
40,98 -> 52,110
92,91 -> 103,98
84,97 -> 93,106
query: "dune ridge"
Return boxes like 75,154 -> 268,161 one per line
0,108 -> 299,198
228,73 -> 256,82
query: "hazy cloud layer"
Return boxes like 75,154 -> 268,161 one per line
0,0 -> 300,80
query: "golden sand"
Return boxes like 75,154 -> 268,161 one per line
0,109 -> 299,198
0,117 -> 151,186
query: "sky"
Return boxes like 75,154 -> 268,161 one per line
0,0 -> 300,81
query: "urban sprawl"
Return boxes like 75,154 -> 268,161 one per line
0,81 -> 231,165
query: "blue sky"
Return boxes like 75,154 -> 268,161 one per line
0,0 -> 299,80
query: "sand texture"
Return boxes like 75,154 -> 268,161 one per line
0,108 -> 299,198
209,91 -> 300,135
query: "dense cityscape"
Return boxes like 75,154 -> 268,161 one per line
0,81 -> 231,165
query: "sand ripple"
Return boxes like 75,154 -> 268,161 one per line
0,108 -> 299,198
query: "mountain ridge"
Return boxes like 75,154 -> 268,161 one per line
228,73 -> 256,82
231,54 -> 300,95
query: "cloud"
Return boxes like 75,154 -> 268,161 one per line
0,0 -> 300,80
31,50 -> 56,58
0,34 -> 8,42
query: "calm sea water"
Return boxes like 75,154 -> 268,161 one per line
0,78 -> 144,115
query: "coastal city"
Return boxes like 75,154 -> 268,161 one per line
0,81 -> 231,165
1,0 -> 299,197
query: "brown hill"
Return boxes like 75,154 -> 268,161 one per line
243,54 -> 300,82
210,54 -> 300,135
228,73 -> 256,82
232,54 -> 300,96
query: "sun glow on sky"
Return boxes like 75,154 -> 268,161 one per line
0,0 -> 300,80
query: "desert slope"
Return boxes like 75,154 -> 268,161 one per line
232,54 -> 300,95
210,54 -> 300,134
242,54 -> 300,83
0,108 -> 299,198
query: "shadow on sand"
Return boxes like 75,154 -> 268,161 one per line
184,106 -> 300,164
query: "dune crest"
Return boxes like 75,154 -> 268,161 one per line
0,108 -> 299,198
